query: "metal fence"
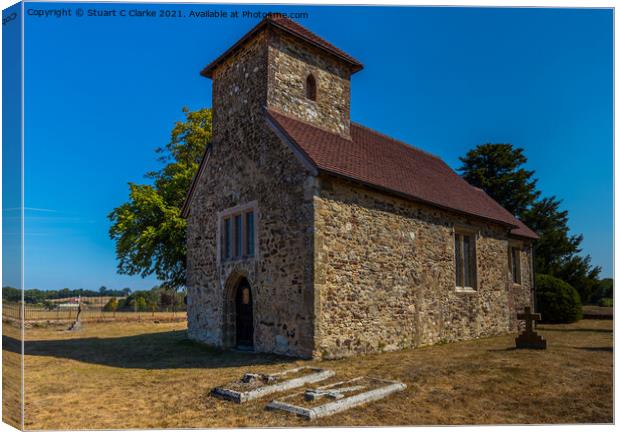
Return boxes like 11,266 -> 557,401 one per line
2,301 -> 186,322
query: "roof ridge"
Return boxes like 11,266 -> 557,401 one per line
351,121 -> 445,163
201,16 -> 363,78
267,16 -> 364,67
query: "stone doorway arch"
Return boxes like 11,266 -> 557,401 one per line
223,272 -> 255,349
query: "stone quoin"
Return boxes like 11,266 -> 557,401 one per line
182,16 -> 538,359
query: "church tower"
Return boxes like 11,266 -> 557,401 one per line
201,16 -> 363,138
186,17 -> 364,358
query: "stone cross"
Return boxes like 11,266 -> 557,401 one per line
515,306 -> 546,349
517,307 -> 540,333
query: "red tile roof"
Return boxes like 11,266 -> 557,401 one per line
201,15 -> 363,78
266,109 -> 538,240
509,218 -> 539,240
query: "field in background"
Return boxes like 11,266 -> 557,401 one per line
3,301 -> 186,323
2,321 -> 22,429
582,305 -> 614,319
4,318 -> 613,429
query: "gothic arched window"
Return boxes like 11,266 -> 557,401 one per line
305,74 -> 317,101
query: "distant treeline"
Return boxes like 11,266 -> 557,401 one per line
103,288 -> 186,312
2,286 -> 131,304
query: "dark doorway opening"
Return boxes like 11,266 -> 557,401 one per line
235,278 -> 254,350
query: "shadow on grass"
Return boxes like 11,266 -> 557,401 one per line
2,331 -> 293,370
538,327 -> 613,334
486,347 -> 518,352
575,347 -> 613,352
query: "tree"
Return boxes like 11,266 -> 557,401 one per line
591,278 -> 613,305
459,143 -> 539,219
159,290 -> 174,308
143,289 -> 159,314
43,300 -> 57,311
459,143 -> 601,303
109,108 -> 212,290
2,287 -> 21,302
103,298 -> 118,312
521,196 -> 600,302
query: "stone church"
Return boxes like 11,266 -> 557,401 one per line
182,16 -> 538,359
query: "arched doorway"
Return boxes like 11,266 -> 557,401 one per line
234,278 -> 254,349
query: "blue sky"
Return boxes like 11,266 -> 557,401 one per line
9,4 -> 613,290
3,2 -> 23,290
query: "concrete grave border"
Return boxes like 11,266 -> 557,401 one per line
211,366 -> 335,403
266,376 -> 407,420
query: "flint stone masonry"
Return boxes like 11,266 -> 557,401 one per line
211,367 -> 335,403
267,31 -> 352,137
185,17 -> 536,359
313,177 -> 533,358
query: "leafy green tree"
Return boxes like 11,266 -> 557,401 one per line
103,298 -> 118,312
109,108 -> 212,290
136,297 -> 148,312
143,289 -> 159,313
459,143 -> 601,303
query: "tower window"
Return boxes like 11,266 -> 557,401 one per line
305,73 -> 317,101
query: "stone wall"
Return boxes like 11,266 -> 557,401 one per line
267,29 -> 352,137
313,176 -> 533,359
186,28 -> 316,358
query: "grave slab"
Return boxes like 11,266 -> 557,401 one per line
211,366 -> 335,403
266,376 -> 407,420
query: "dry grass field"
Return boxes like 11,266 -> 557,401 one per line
2,322 -> 22,429
2,318 -> 612,429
